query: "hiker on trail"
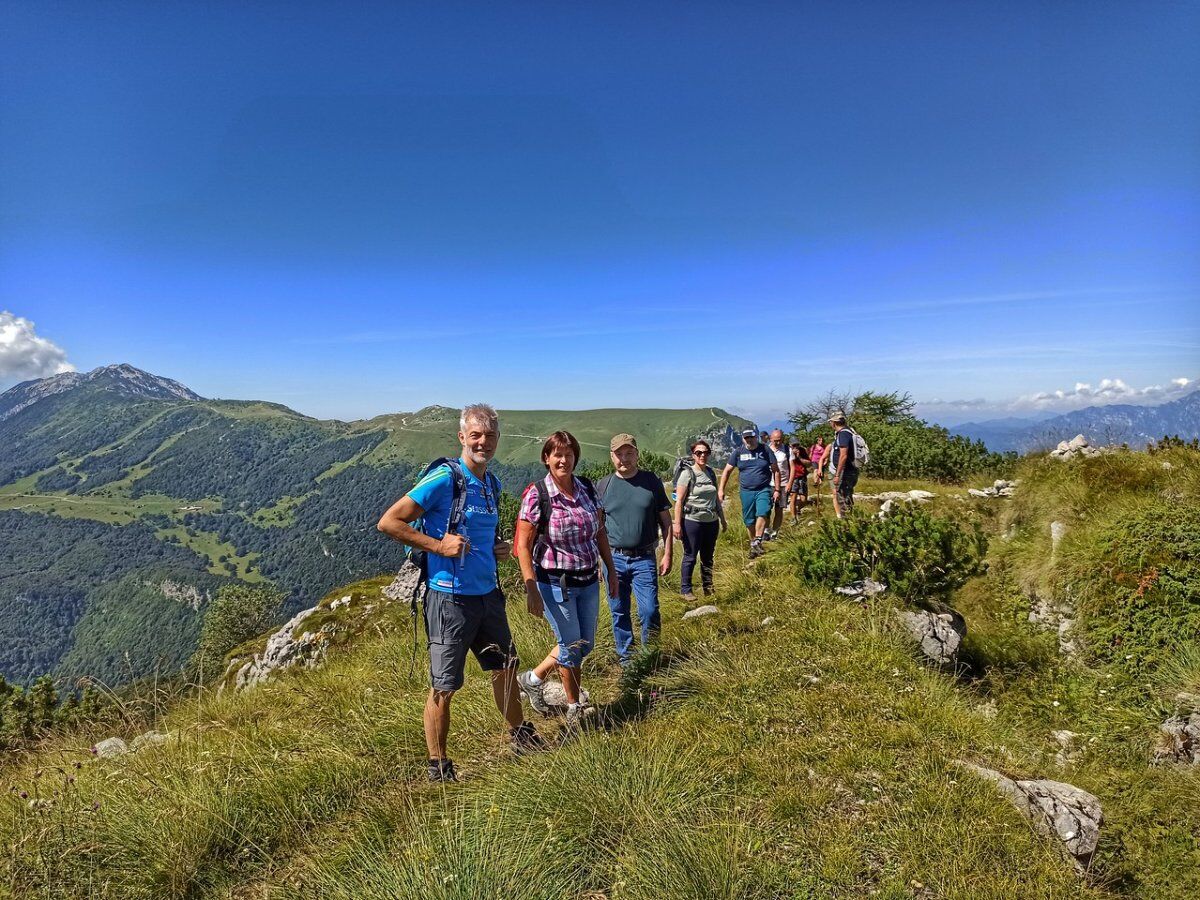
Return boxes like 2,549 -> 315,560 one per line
718,427 -> 781,559
787,443 -> 809,523
377,404 -> 544,782
816,410 -> 859,518
597,433 -> 673,667
672,439 -> 726,602
766,429 -> 792,540
515,431 -> 618,733
809,436 -> 826,470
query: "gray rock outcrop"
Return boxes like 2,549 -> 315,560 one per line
957,761 -> 1102,872
131,730 -> 172,752
1049,435 -> 1105,461
899,606 -> 965,665
93,737 -> 129,758
1152,692 -> 1200,766
230,606 -> 335,690
1027,590 -> 1078,655
835,579 -> 887,600
382,560 -> 423,604
968,479 -> 1016,499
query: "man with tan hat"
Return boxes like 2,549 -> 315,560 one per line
816,410 -> 859,518
596,433 -> 673,666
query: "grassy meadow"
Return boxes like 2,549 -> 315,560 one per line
2,452 -> 1197,899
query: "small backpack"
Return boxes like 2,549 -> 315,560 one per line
847,428 -> 871,468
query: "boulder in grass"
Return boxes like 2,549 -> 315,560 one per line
131,730 -> 172,752
1152,692 -> 1200,766
93,737 -> 129,759
835,579 -> 887,600
899,606 -> 965,666
682,604 -> 720,620
956,760 -> 1102,873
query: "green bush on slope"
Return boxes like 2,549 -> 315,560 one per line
793,503 -> 987,601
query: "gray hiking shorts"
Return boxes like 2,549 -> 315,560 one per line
423,588 -> 518,692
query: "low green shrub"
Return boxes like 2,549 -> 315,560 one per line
1075,501 -> 1200,673
793,504 -> 987,601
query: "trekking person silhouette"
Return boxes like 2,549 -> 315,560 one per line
718,427 -> 781,559
672,438 -> 726,602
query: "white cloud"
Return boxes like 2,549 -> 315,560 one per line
0,311 -> 74,384
1018,376 -> 1195,411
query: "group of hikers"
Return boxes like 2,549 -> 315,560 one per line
376,404 -> 863,782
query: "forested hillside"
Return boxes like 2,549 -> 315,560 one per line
0,365 -> 750,687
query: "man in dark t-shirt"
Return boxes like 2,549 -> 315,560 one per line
826,411 -> 859,518
596,433 -> 672,665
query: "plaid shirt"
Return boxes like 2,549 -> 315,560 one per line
519,475 -> 601,571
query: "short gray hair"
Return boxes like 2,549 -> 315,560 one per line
460,403 -> 499,433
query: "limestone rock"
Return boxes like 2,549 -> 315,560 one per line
382,560 -> 423,604
93,737 -> 129,758
968,479 -> 1016,499
1053,730 -> 1080,768
1027,590 -> 1078,656
330,595 -> 352,611
835,579 -> 887,600
682,604 -> 720,620
539,682 -> 591,711
761,616 -> 776,627
231,606 -> 337,691
957,761 -> 1102,871
131,730 -> 171,752
1152,692 -> 1200,766
1049,435 -> 1108,462
899,606 -> 965,665
1050,521 -> 1067,554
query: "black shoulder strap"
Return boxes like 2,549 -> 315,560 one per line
534,479 -> 551,537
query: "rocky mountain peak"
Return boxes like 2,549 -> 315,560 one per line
0,364 -> 202,421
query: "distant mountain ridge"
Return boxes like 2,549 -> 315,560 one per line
951,391 -> 1200,451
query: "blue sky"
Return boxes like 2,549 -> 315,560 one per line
2,1 -> 1197,424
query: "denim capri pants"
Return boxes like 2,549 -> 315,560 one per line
536,575 -> 600,668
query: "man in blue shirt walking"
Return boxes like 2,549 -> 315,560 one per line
378,404 -> 544,782
718,427 -> 781,559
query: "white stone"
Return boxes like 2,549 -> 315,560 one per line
94,737 -> 129,758
682,605 -> 720,620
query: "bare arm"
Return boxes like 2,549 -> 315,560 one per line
673,474 -> 691,537
718,463 -> 735,501
377,496 -> 465,558
514,518 -> 543,617
596,520 -> 619,597
658,507 -> 674,575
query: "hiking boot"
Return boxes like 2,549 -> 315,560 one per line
702,584 -> 714,597
680,591 -> 697,603
749,540 -> 764,559
517,670 -> 552,716
428,758 -> 458,783
509,721 -> 548,755
563,702 -> 597,736
762,530 -> 774,542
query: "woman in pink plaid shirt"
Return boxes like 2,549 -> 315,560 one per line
515,431 -> 618,731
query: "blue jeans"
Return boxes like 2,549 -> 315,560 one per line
606,554 -> 660,662
536,578 -> 600,668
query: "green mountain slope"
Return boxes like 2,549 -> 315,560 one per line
4,452 -> 1196,898
0,365 -> 751,685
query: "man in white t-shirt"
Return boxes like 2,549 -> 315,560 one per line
765,429 -> 791,540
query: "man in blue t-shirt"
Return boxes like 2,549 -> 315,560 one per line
718,427 -> 780,559
377,404 -> 544,781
